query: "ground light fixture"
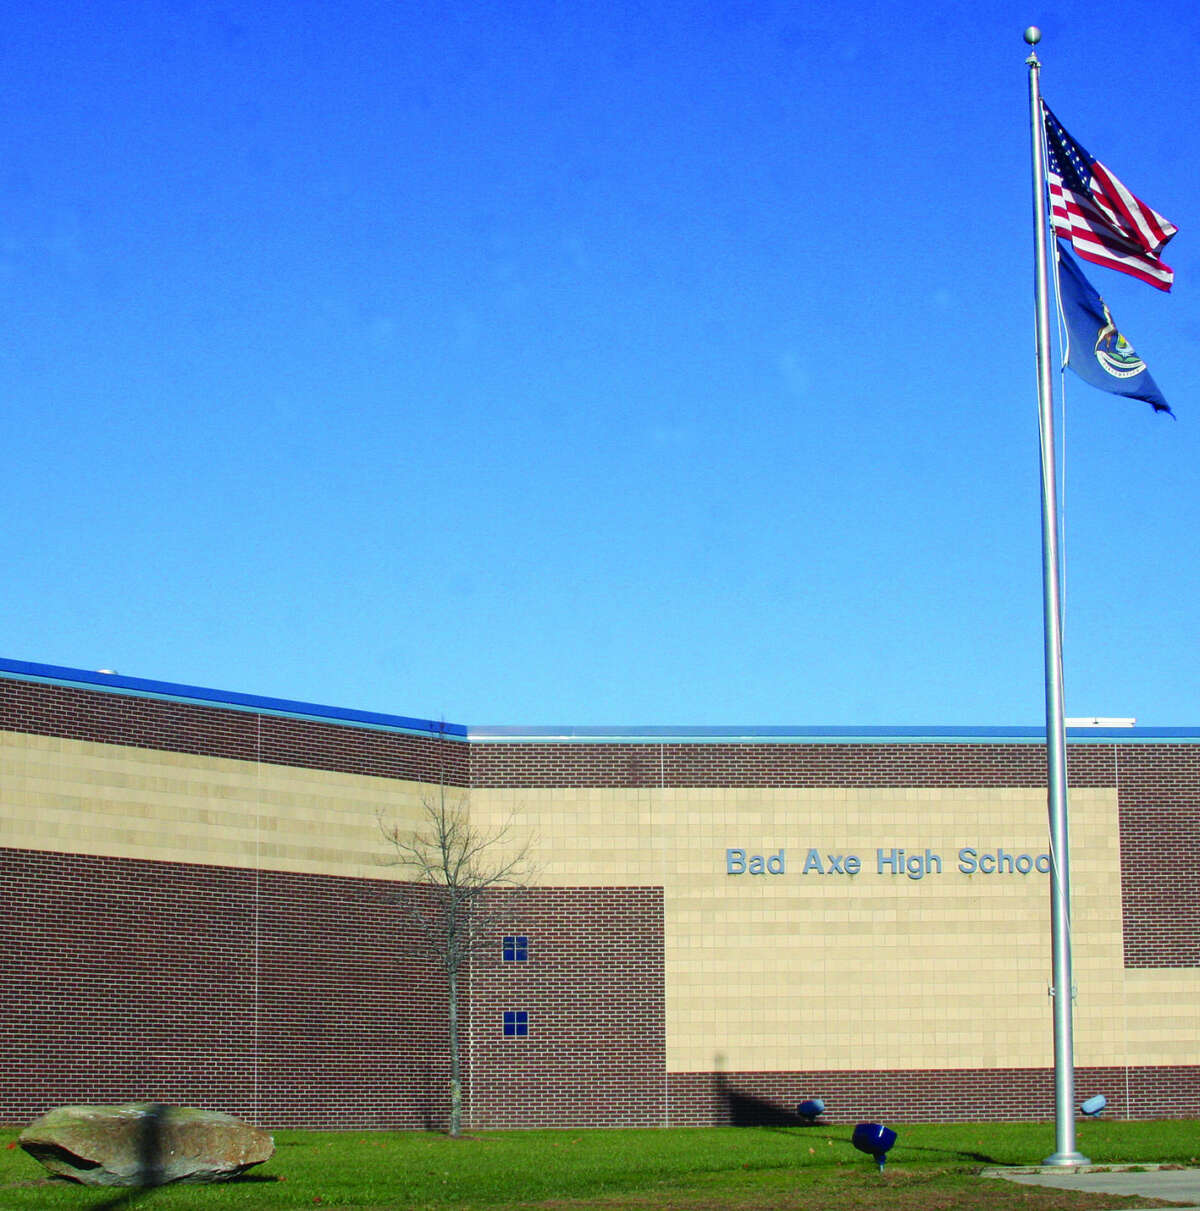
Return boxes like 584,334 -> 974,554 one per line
851,1123 -> 898,1172
796,1099 -> 825,1121
1080,1095 -> 1107,1117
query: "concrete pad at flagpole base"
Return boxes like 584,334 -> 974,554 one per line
981,1163 -> 1200,1207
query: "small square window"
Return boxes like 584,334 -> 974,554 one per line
502,935 -> 529,962
503,1010 -> 529,1037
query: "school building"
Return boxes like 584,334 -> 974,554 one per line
2,656 -> 1197,1129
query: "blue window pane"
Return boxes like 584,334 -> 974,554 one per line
503,935 -> 529,962
503,1010 -> 528,1037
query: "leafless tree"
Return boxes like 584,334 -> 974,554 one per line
381,788 -> 534,1137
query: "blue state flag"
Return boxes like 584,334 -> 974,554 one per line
1056,245 -> 1172,415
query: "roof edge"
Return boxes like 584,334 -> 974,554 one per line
467,723 -> 1200,744
3,657 -> 1196,745
0,657 -> 467,740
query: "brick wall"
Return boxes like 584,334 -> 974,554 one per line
467,742 -> 1116,789
0,677 -> 466,786
1117,745 -> 1200,967
0,849 -> 666,1131
0,674 -> 1131,796
467,888 -> 666,1129
0,848 -> 451,1129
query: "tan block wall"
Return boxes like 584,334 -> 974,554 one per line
471,783 -> 1175,1074
1119,970 -> 1200,1065
1,729 -> 434,881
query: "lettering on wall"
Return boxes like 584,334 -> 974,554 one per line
724,846 -> 1052,879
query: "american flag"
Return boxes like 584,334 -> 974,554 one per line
1042,102 -> 1177,291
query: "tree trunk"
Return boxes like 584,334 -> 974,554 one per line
447,965 -> 462,1137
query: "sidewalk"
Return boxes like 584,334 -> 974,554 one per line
982,1163 -> 1200,1208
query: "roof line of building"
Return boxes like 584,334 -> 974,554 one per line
465,724 -> 1200,743
0,657 -> 467,740
3,656 -> 1197,744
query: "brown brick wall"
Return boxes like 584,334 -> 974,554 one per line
0,673 -> 1132,795
467,742 -> 1116,789
467,888 -> 666,1129
0,849 -> 665,1131
0,848 -> 451,1129
0,677 -> 467,786
1117,746 -> 1200,967
667,1066 -> 1200,1124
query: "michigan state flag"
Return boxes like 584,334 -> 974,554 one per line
1056,246 -> 1172,415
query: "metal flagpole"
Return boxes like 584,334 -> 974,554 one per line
1024,25 -> 1088,1168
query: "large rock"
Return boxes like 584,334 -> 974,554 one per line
19,1103 -> 274,1187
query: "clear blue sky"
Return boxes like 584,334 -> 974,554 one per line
3,1 -> 1198,726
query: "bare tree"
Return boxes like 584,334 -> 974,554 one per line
381,788 -> 533,1137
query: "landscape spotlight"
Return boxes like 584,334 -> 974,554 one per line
851,1122 -> 897,1172
1080,1095 -> 1107,1117
796,1099 -> 825,1122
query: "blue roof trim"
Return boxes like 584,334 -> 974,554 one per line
2,657 -> 1195,745
0,657 -> 467,739
467,723 -> 1200,744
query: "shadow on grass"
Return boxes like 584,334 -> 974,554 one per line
717,1079 -> 1003,1165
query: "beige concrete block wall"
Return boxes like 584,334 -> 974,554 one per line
1,729 -> 434,881
1118,971 -> 1200,1065
472,783 -> 1173,1074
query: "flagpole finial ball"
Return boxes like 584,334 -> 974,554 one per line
1023,26 -> 1041,44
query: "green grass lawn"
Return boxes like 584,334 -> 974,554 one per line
3,1120 -> 1198,1210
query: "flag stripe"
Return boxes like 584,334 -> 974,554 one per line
1062,240 -> 1173,291
1049,182 -> 1174,290
1090,162 -> 1176,253
1041,101 -> 1176,291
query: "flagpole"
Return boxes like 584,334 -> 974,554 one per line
1024,25 -> 1088,1168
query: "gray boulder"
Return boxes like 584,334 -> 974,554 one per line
19,1103 -> 274,1186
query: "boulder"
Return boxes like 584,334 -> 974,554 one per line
18,1103 -> 274,1187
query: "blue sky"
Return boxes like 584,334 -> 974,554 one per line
3,0 -> 1198,726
